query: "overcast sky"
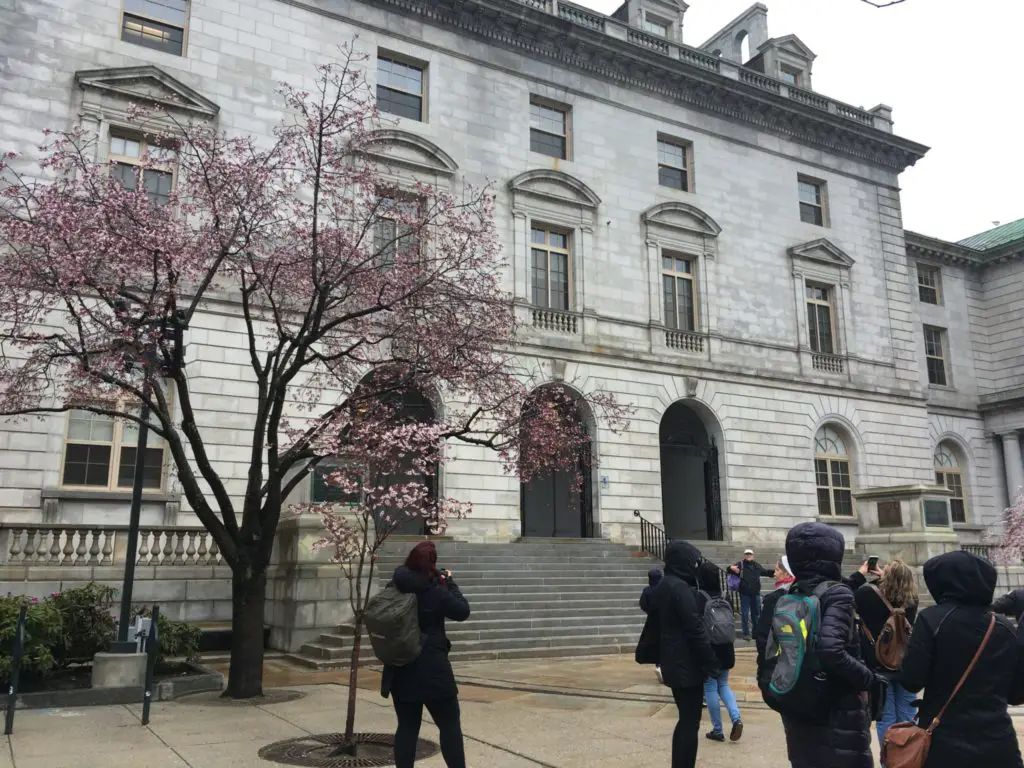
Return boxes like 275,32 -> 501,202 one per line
580,0 -> 1022,242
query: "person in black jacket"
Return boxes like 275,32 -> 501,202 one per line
754,555 -> 795,691
640,567 -> 664,683
993,587 -> 1024,620
729,548 -> 774,639
649,540 -> 720,768
381,541 -> 471,768
899,550 -> 1024,768
782,522 -> 875,768
847,558 -> 918,755
696,560 -> 742,743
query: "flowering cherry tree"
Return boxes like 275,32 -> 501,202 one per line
994,489 -> 1024,565
0,46 -> 628,700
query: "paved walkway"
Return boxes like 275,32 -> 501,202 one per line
6,654 -> 1024,767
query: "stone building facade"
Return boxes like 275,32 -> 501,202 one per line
0,0 -> 1019,554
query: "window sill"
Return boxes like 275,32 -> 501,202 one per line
42,488 -> 178,503
816,515 -> 857,524
952,523 -> 984,532
927,384 -> 957,392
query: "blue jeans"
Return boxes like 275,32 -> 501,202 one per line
877,681 -> 916,761
703,671 -> 741,734
740,593 -> 761,637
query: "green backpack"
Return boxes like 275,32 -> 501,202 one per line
364,583 -> 422,666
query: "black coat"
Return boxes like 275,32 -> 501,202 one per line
783,522 -> 874,768
696,559 -> 735,671
380,566 -> 471,702
755,584 -> 789,687
900,551 -> 1024,768
847,571 -> 918,673
993,587 -> 1024,619
733,558 -> 773,596
648,540 -> 719,689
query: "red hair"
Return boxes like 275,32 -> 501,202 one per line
404,541 -> 438,579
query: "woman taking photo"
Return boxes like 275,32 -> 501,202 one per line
848,558 -> 918,754
381,541 -> 471,768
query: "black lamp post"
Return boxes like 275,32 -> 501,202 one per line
109,311 -> 186,653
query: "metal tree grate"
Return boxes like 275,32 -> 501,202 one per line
259,732 -> 439,768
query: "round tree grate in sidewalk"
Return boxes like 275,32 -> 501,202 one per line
259,732 -> 439,767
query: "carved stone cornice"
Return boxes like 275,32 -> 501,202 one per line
905,231 -> 1024,270
350,0 -> 928,172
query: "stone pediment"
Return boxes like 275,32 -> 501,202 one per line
508,169 -> 601,209
363,129 -> 458,178
75,66 -> 219,118
642,202 -> 721,236
767,34 -> 816,62
788,238 -> 855,269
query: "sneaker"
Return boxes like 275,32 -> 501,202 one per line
705,730 -> 725,742
730,721 -> 743,742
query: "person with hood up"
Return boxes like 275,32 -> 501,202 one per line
697,559 -> 743,743
640,567 -> 664,683
754,556 -> 795,691
992,586 -> 1024,622
898,550 -> 1024,768
648,540 -> 720,768
380,541 -> 471,768
781,522 -> 875,768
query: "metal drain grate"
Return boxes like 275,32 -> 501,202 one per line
258,732 -> 440,767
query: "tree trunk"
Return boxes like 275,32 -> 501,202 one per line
224,569 -> 267,699
345,616 -> 363,742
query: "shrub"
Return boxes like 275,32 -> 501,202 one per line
133,607 -> 201,663
50,583 -> 117,667
0,595 -> 62,681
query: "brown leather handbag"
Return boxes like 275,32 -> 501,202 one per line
882,613 -> 996,768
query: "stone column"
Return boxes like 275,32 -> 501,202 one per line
1002,431 -> 1024,503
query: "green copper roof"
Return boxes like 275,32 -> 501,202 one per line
958,217 -> 1024,251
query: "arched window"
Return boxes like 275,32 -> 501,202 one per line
935,443 -> 967,523
815,425 -> 853,517
737,31 -> 751,63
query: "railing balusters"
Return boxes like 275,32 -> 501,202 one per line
0,524 -> 224,567
9,528 -> 23,562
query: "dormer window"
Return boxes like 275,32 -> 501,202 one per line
780,66 -> 803,87
643,14 -> 671,37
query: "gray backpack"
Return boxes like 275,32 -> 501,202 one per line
364,583 -> 421,666
698,590 -> 736,645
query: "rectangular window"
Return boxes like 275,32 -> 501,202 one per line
311,462 -> 362,505
643,15 -> 670,36
917,263 -> 941,305
935,470 -> 966,524
374,196 -> 422,266
109,134 -> 176,206
121,0 -> 188,56
530,99 -> 569,160
377,55 -> 425,122
662,252 -> 696,331
798,176 -> 827,226
924,326 -> 948,386
806,283 -> 835,355
657,137 -> 692,192
530,226 -> 571,311
780,66 -> 802,87
62,408 -> 166,491
816,458 -> 853,517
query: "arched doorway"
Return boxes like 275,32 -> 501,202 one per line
660,401 -> 723,541
520,387 -> 595,538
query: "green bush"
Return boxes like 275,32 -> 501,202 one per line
0,595 -> 62,681
50,583 -> 117,667
133,607 -> 201,663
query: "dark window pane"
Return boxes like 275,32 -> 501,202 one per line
663,274 -> 677,328
551,252 -> 569,311
124,0 -> 188,25
927,357 -> 946,386
529,103 -> 565,134
112,162 -> 138,191
63,444 -> 112,487
832,460 -> 850,488
817,487 -> 832,516
375,219 -> 396,266
678,277 -> 694,331
815,459 -> 829,486
117,447 -> 164,489
935,471 -> 944,485
658,166 -> 687,190
531,249 -> 548,307
816,305 -> 834,354
834,489 -> 854,516
950,498 -> 966,524
800,202 -> 823,226
311,465 -> 361,504
121,14 -> 184,55
919,285 -> 937,304
530,130 -> 566,159
377,86 -> 422,121
807,304 -> 819,352
144,169 -> 173,206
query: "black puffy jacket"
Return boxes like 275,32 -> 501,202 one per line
782,522 -> 873,768
648,540 -> 720,689
900,551 -> 1024,768
380,566 -> 471,702
993,587 -> 1024,620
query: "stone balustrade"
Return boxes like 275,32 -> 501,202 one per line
0,524 -> 222,567
665,330 -> 705,354
532,308 -> 580,334
812,353 -> 845,374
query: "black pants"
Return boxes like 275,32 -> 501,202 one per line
671,685 -> 704,768
393,696 -> 466,768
